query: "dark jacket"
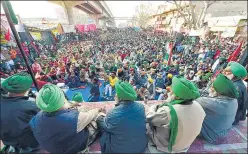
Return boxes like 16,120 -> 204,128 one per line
156,78 -> 166,89
0,96 -> 40,148
97,101 -> 147,153
233,79 -> 247,122
66,75 -> 81,88
90,83 -> 100,96
29,109 -> 89,153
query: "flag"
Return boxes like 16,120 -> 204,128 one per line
5,28 -> 11,41
167,43 -> 173,66
213,49 -> 221,60
164,42 -> 170,61
5,1 -> 18,25
228,41 -> 243,62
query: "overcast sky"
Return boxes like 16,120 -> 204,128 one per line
1,1 -> 164,25
106,1 -> 164,25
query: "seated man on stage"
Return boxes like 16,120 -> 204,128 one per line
224,62 -> 247,125
1,72 -> 40,153
97,81 -> 148,153
196,74 -> 239,143
146,76 -> 205,153
30,84 -> 101,153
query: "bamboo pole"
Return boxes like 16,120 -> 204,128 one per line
2,1 -> 39,91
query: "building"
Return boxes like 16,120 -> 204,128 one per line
147,2 -> 190,32
147,1 -> 247,33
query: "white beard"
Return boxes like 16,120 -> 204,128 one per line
226,74 -> 234,80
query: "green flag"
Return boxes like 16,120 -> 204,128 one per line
164,53 -> 169,61
5,1 -> 18,25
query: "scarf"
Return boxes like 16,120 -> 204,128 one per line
159,99 -> 185,152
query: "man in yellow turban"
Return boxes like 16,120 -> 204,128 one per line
97,81 -> 147,153
224,62 -> 247,125
146,76 -> 205,153
196,74 -> 239,143
30,84 -> 102,153
1,72 -> 40,152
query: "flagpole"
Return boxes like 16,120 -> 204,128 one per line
2,1 -> 39,91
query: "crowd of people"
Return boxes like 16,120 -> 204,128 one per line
0,28 -> 247,153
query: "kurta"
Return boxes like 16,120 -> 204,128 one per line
196,96 -> 238,143
97,101 -> 147,153
146,101 -> 205,153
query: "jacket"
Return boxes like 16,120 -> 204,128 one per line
0,96 -> 40,148
233,79 -> 247,122
97,101 -> 147,153
30,108 -> 99,153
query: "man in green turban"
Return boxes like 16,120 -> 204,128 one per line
72,92 -> 84,103
96,81 -> 147,153
1,72 -> 40,152
30,84 -> 101,153
196,74 -> 239,143
146,76 -> 205,153
224,62 -> 247,125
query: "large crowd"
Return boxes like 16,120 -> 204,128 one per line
1,28 -> 247,153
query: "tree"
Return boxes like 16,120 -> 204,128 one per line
197,0 -> 216,28
166,0 -> 216,30
133,3 -> 155,28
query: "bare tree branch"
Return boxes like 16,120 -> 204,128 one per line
208,0 -> 216,7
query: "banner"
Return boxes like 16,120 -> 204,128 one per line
51,28 -> 59,36
57,23 -> 64,34
0,33 -> 8,44
75,24 -> 96,33
30,32 -> 42,40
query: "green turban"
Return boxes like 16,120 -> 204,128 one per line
227,62 -> 247,78
159,77 -> 200,152
172,77 -> 200,100
72,92 -> 83,103
105,70 -> 110,74
219,57 -> 226,62
115,80 -> 137,101
130,64 -> 135,69
213,74 -> 239,98
36,84 -> 65,112
1,78 -> 6,85
202,72 -> 212,81
90,65 -> 96,71
1,72 -> 33,93
143,61 -> 149,65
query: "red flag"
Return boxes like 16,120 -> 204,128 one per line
5,29 -> 11,41
228,41 -> 243,62
213,49 -> 221,60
